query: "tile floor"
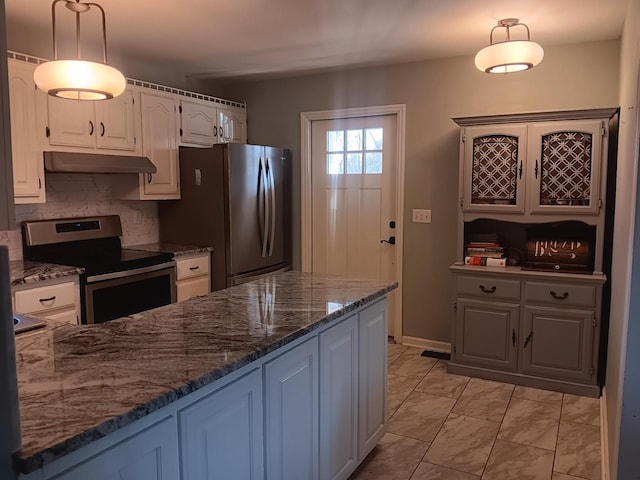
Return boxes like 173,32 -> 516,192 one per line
349,344 -> 601,480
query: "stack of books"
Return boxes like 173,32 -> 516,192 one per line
464,241 -> 506,267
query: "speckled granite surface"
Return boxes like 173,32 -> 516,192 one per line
126,242 -> 212,257
14,271 -> 396,473
9,260 -> 84,286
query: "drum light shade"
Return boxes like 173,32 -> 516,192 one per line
475,18 -> 544,74
34,60 -> 126,100
34,0 -> 126,100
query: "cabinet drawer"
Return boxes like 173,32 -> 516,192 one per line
457,276 -> 520,301
14,282 -> 76,314
524,281 -> 597,308
177,276 -> 210,302
176,255 -> 210,280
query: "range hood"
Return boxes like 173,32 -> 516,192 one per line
44,151 -> 157,174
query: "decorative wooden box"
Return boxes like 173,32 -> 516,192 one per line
523,225 -> 594,273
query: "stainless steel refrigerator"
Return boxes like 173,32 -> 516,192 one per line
159,144 -> 291,291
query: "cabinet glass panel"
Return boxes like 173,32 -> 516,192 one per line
471,135 -> 519,205
539,131 -> 592,206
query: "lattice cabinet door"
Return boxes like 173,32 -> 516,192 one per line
527,120 -> 604,215
462,124 -> 528,213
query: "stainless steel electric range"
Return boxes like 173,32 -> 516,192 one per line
22,215 -> 176,324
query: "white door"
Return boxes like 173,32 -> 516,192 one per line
311,115 -> 397,335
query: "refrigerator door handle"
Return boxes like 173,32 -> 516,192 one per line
259,155 -> 269,258
267,156 -> 277,257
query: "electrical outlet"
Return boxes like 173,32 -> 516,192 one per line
133,210 -> 142,225
412,209 -> 432,223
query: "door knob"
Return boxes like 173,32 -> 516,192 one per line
380,236 -> 396,245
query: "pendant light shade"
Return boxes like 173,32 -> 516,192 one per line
34,0 -> 126,100
475,18 -> 544,74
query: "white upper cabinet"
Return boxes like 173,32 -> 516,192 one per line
218,106 -> 247,144
7,59 -> 45,203
179,99 -> 247,146
95,90 -> 138,151
179,99 -> 218,146
45,88 -> 140,154
140,91 -> 180,198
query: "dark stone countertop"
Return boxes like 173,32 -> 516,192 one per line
13,271 -> 397,473
9,260 -> 84,287
126,242 -> 212,257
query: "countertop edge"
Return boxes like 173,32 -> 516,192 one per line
15,281 -> 397,474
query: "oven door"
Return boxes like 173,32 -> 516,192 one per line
83,262 -> 176,324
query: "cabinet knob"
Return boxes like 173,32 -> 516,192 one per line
89,121 -> 94,136
100,122 -> 105,137
147,173 -> 153,184
189,266 -> 200,271
39,295 -> 56,304
213,125 -> 218,137
523,331 -> 534,348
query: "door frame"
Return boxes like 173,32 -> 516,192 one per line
300,104 -> 406,341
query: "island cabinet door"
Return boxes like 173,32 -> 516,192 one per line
358,299 -> 388,460
178,368 -> 264,480
265,337 -> 319,480
319,314 -> 359,480
47,416 -> 179,480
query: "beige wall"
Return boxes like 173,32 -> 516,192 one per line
219,40 -> 620,342
606,0 -> 640,477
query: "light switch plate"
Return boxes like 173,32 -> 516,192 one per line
412,209 -> 432,223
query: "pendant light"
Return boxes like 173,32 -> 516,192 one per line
33,0 -> 126,100
475,18 -> 544,74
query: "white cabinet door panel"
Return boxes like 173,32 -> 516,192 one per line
265,337 -> 319,480
358,299 -> 387,459
95,90 -> 137,151
48,416 -> 179,480
320,314 -> 358,480
179,369 -> 264,480
47,96 -> 95,148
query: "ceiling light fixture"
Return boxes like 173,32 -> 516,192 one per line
33,0 -> 126,100
475,18 -> 544,74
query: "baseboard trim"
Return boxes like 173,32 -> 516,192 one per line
399,336 -> 451,354
601,387 -> 610,480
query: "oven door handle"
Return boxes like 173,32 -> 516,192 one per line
86,261 -> 176,283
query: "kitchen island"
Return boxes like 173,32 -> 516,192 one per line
14,271 -> 396,480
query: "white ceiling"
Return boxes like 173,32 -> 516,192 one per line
4,0 -> 629,82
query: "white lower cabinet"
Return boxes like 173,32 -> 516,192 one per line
265,337 -> 319,480
357,299 -> 387,459
13,279 -> 80,325
21,298 -> 389,480
48,416 -> 179,480
179,369 -> 263,480
319,314 -> 358,480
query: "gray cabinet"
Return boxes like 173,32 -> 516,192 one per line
449,268 -> 604,397
521,306 -> 595,382
455,298 -> 519,372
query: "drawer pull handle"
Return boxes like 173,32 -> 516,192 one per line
512,328 -> 516,347
479,285 -> 496,294
523,331 -> 534,348
189,266 -> 200,271
549,291 -> 569,300
39,295 -> 56,303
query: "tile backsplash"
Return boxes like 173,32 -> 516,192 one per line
0,173 -> 160,260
